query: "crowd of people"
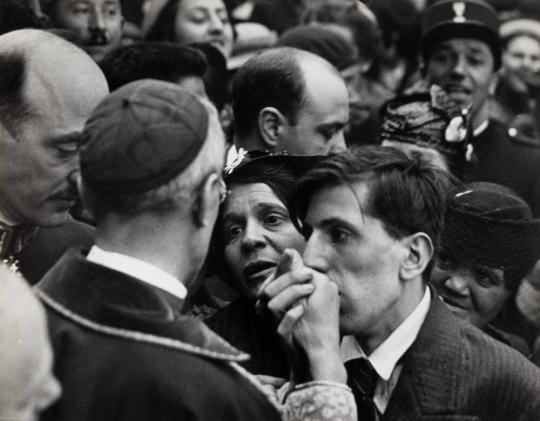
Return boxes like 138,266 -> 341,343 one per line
1,0 -> 540,420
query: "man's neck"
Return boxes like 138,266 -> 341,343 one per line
356,283 -> 427,355
95,215 -> 199,288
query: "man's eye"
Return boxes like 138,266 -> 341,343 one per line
72,5 -> 90,14
55,143 -> 79,158
329,227 -> 350,243
105,6 -> 119,16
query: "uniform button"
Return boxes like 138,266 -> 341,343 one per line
508,127 -> 517,137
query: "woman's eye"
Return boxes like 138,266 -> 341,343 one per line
224,225 -> 242,242
263,213 -> 284,226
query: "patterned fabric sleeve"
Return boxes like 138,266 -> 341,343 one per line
283,381 -> 357,421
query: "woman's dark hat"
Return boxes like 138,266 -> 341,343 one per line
224,149 -> 324,180
381,85 -> 469,159
442,182 -> 540,289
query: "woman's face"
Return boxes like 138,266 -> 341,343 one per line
503,34 -> 540,79
174,0 -> 234,59
221,182 -> 306,297
430,256 -> 511,328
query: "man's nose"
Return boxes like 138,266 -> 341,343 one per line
328,132 -> 347,154
89,8 -> 106,31
444,274 -> 470,296
302,235 -> 328,273
451,54 -> 467,77
208,12 -> 225,33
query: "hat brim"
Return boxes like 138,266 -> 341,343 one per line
422,22 -> 501,69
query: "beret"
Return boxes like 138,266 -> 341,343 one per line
80,79 -> 209,194
422,0 -> 501,69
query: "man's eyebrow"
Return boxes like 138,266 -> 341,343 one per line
254,202 -> 288,214
316,217 -> 358,231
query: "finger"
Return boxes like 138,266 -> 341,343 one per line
274,249 -> 304,278
255,375 -> 288,388
277,303 -> 305,340
268,284 -> 313,318
262,268 -> 313,299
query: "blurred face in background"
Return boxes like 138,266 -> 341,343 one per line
426,38 -> 496,128
174,0 -> 234,59
50,0 -> 124,62
502,34 -> 540,81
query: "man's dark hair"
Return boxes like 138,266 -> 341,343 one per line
232,48 -> 306,139
0,51 -> 30,138
294,146 -> 460,280
99,42 -> 207,91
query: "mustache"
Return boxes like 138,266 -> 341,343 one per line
86,30 -> 109,46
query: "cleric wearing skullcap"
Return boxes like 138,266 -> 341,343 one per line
80,79 -> 209,195
35,79 -> 357,421
431,182 -> 540,351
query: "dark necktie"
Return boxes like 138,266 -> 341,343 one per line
345,358 -> 379,421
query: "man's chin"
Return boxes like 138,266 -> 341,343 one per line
83,45 -> 112,63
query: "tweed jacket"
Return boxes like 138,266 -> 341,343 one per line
381,296 -> 540,421
36,248 -> 356,421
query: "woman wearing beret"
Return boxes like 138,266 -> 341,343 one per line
206,151 -> 321,378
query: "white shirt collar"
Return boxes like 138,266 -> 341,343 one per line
86,245 -> 187,301
341,287 -> 431,381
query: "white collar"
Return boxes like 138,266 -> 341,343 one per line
341,288 -> 431,381
0,209 -> 17,227
473,120 -> 489,137
86,245 -> 187,301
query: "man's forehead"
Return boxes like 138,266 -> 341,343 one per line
306,181 -> 370,220
434,38 -> 493,55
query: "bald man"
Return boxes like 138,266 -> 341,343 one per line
0,265 -> 61,421
0,29 -> 109,282
232,47 -> 349,155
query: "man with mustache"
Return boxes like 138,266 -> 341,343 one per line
0,29 -> 109,282
43,0 -> 124,63
421,0 -> 540,216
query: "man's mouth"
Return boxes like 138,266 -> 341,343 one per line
243,260 -> 276,285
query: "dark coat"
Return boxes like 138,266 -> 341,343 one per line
17,218 -> 94,285
464,120 -> 540,217
382,297 -> 540,420
206,297 -> 290,378
35,248 -> 281,421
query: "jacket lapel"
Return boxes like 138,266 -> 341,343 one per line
384,295 -> 474,420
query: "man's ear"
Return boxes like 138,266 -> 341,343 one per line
192,172 -> 220,228
488,72 -> 499,96
258,107 -> 287,150
399,233 -> 434,282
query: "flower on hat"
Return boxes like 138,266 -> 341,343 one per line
225,147 -> 248,175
